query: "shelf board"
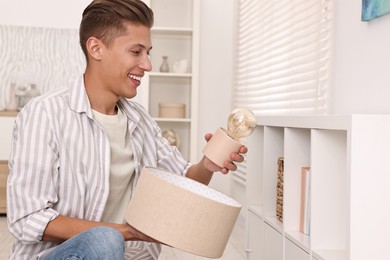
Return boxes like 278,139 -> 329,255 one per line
152,26 -> 193,35
284,231 -> 310,253
256,114 -> 390,132
148,72 -> 192,78
264,216 -> 283,233
154,117 -> 191,123
312,249 -> 346,260
0,110 -> 18,117
256,115 -> 352,131
248,205 -> 263,219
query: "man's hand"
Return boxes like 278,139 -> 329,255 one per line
117,223 -> 160,243
42,215 -> 160,244
185,133 -> 248,185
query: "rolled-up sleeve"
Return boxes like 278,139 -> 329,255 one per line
7,102 -> 60,243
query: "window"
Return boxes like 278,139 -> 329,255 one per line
234,0 -> 333,115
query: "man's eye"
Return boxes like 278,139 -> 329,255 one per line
132,50 -> 141,55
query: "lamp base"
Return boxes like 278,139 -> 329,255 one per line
202,128 -> 242,168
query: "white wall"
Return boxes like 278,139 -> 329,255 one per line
332,0 -> 390,114
198,0 -> 234,194
196,0 -> 390,117
0,0 -> 90,29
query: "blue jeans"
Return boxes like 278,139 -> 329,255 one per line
43,226 -> 125,260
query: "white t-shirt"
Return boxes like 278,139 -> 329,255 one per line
93,107 -> 135,224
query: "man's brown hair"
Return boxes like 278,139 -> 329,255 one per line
79,0 -> 154,60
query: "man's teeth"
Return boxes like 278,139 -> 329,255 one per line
129,74 -> 141,81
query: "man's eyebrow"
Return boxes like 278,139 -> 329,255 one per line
133,43 -> 153,51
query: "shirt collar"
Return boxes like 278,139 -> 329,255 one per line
117,97 -> 141,124
68,75 -> 142,124
69,75 -> 93,118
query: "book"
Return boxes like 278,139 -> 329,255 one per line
299,167 -> 311,235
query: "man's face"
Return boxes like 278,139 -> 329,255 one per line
99,23 -> 152,99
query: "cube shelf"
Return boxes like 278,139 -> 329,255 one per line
137,0 -> 199,162
245,115 -> 390,260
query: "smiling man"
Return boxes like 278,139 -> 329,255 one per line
7,0 -> 247,259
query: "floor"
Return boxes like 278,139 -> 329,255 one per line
0,215 -> 246,260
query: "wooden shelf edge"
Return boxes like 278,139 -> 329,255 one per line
0,110 -> 18,117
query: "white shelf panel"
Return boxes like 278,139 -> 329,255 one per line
312,250 -> 346,260
245,126 -> 264,207
248,204 -> 263,219
247,209 -> 264,260
256,115 -> 351,130
154,117 -> 191,123
311,129 -> 347,252
0,115 -> 16,160
264,222 -> 283,260
262,126 -> 284,219
151,0 -> 193,28
283,127 -> 311,233
264,216 -> 283,234
152,27 -> 193,35
285,237 -> 310,260
284,231 -> 310,253
256,114 -> 390,131
148,72 -> 192,78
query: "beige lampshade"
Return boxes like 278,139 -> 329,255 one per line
125,166 -> 241,258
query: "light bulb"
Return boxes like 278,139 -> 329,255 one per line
227,108 -> 257,140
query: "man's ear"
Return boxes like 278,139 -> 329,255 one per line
86,37 -> 104,61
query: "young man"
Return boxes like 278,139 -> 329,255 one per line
7,0 -> 247,259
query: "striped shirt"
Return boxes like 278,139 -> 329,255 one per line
7,75 -> 191,259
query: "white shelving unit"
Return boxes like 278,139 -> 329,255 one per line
136,0 -> 199,162
0,111 -> 17,214
245,115 -> 390,260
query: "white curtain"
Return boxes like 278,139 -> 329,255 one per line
233,0 -> 334,116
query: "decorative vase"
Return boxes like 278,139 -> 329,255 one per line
159,56 -> 170,73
